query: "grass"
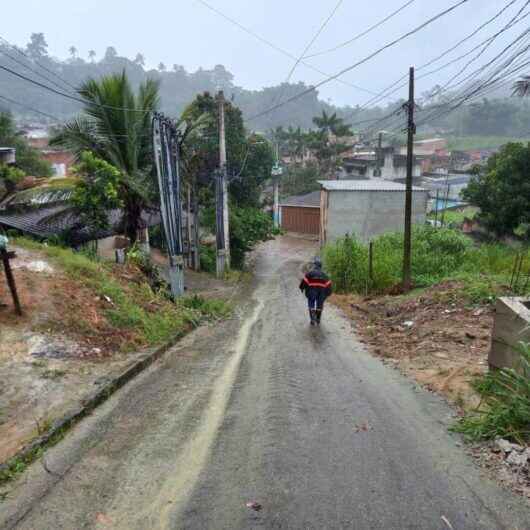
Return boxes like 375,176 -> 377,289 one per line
323,226 -> 529,303
428,207 -> 479,227
12,237 -> 232,349
452,344 -> 530,444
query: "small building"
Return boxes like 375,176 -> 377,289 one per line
41,149 -> 76,177
342,147 -> 422,181
279,191 -> 321,236
0,147 -> 16,165
319,179 -> 429,244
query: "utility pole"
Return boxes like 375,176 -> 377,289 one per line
217,91 -> 230,275
403,66 -> 415,291
272,142 -> 283,229
153,114 -> 185,298
374,131 -> 383,178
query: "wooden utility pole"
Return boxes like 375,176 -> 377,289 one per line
403,67 -> 415,291
217,91 -> 230,275
1,248 -> 22,316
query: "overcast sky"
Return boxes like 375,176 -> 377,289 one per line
1,1 -> 523,106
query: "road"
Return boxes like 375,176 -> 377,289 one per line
1,236 -> 529,530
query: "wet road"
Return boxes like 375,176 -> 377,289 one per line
2,237 -> 529,530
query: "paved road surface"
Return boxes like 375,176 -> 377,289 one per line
2,237 -> 529,530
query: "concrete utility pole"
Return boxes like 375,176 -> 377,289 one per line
374,132 -> 383,178
403,66 -> 415,291
272,142 -> 283,229
217,91 -> 230,275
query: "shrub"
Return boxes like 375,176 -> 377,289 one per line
453,344 -> 530,444
323,226 -> 473,294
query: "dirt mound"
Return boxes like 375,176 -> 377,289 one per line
332,281 -> 494,410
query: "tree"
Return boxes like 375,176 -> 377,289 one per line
463,142 -> 530,237
26,33 -> 48,59
51,73 -> 160,242
181,92 -> 273,208
158,62 -> 166,72
513,76 -> 530,97
104,47 -> 118,61
134,53 -> 145,67
71,152 -> 124,234
88,50 -> 97,63
311,110 -> 352,178
69,46 -> 78,60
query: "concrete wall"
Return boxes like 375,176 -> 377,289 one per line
489,297 -> 530,370
324,190 -> 428,244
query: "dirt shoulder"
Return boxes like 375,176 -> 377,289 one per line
330,282 -> 529,500
331,281 -> 492,410
0,242 -> 237,467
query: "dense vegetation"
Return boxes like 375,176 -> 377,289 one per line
464,142 -> 530,238
323,226 -> 529,302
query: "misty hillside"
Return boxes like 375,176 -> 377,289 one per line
1,34 -> 530,138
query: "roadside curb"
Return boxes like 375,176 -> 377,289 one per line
0,333 -> 183,483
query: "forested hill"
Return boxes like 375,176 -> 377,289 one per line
2,34 -> 530,138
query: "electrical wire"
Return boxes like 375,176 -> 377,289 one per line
304,0 -> 417,59
247,0 -> 471,122
0,35 -> 77,92
343,0 -> 528,121
272,0 -> 344,112
0,63 -> 157,114
0,93 -> 60,121
195,0 -> 379,97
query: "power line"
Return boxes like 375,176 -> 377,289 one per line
0,93 -> 60,121
344,0 -> 527,120
247,0 -> 472,122
195,0 -> 379,97
273,0 -> 344,110
304,0 -> 417,59
0,63 -> 157,114
0,35 -> 77,92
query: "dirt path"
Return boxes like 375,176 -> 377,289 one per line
1,236 -> 529,529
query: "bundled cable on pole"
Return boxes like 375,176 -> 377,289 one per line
152,112 -> 185,298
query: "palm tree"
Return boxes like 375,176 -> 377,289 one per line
513,76 -> 530,97
158,62 -> 166,72
69,46 -> 78,60
134,53 -> 145,67
88,50 -> 96,63
51,72 -> 160,242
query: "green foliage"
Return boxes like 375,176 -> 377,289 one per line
0,164 -> 25,186
324,227 -> 472,294
51,73 -> 159,241
453,344 -> 530,444
0,113 -> 52,177
463,142 -> 530,237
200,244 -> 216,273
71,152 -> 123,233
202,206 -> 274,270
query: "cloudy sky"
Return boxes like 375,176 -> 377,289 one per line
1,0 -> 524,106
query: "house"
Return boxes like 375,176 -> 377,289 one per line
319,179 -> 429,244
399,138 -> 448,157
279,191 -> 321,236
41,149 -> 76,177
0,147 -> 16,165
341,147 -> 422,181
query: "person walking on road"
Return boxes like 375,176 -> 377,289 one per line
299,257 -> 332,326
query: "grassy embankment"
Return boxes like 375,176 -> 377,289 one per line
323,227 -> 530,443
13,237 -> 231,350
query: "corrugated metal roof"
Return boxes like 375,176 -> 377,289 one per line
318,179 -> 427,192
280,190 -> 321,207
0,205 -> 160,244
